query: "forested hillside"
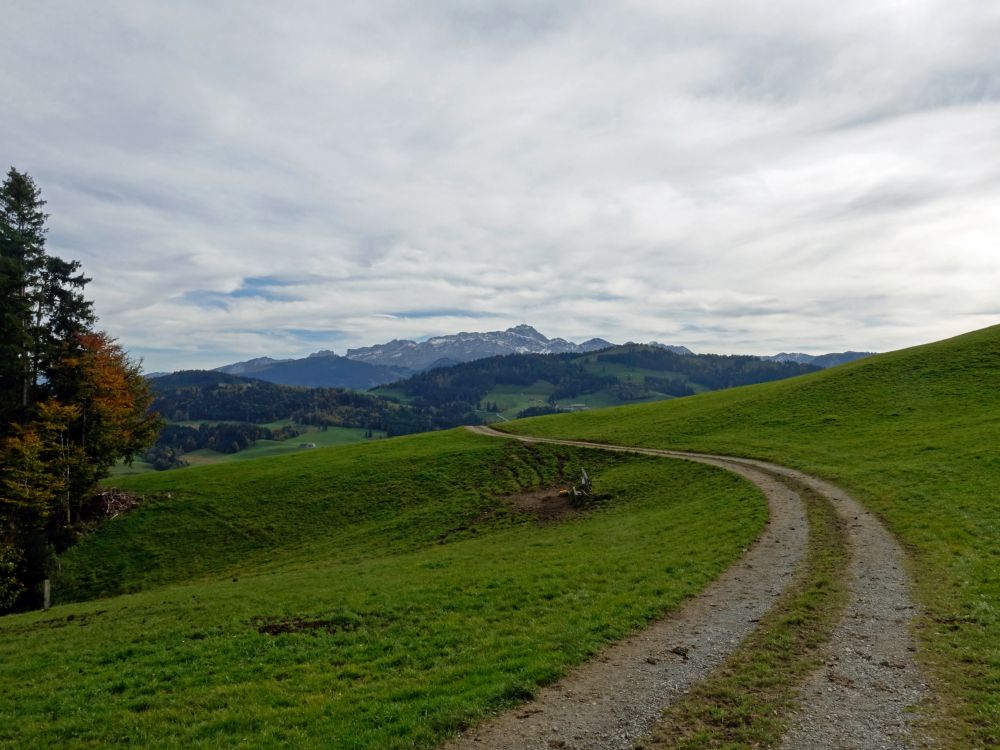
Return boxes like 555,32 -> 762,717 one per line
150,370 -> 481,436
380,344 -> 821,416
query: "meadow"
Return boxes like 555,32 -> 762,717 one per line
1,431 -> 764,748
506,324 -> 1000,746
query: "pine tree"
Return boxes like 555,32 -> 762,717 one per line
0,167 -> 49,421
0,168 -> 159,610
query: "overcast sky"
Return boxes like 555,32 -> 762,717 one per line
4,1 -> 999,371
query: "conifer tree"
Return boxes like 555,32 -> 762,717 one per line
0,167 -> 159,610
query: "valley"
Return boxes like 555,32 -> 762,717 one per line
1,324 -> 996,748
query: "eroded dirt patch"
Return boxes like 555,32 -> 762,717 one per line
504,487 -> 610,524
251,614 -> 363,636
437,486 -> 611,544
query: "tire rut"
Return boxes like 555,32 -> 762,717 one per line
455,426 -> 926,750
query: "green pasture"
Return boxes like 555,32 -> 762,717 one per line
506,324 -> 1000,747
114,425 -> 383,475
1,430 -> 764,749
182,426 -> 385,466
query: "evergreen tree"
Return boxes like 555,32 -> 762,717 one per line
0,167 -> 48,420
0,167 -> 158,610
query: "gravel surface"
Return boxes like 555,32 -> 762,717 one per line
459,427 -> 927,750
448,427 -> 809,750
767,468 -> 929,750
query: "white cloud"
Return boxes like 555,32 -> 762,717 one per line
2,0 -> 998,370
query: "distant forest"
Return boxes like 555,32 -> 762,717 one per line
386,345 -> 820,410
150,371 -> 480,438
142,421 -> 305,470
594,347 -> 820,390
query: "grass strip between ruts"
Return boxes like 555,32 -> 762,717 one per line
639,474 -> 851,749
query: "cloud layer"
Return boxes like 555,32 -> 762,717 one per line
4,0 -> 999,370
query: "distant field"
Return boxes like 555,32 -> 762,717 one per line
551,387 -> 668,411
183,426 -> 386,466
578,357 -> 699,387
479,380 -> 673,421
506,325 -> 1000,747
171,419 -> 295,430
108,457 -> 157,477
112,424 -> 384,475
481,381 -> 556,418
0,431 -> 764,749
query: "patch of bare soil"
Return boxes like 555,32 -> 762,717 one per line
250,614 -> 362,636
504,487 -> 610,524
437,486 -> 607,544
3,609 -> 109,635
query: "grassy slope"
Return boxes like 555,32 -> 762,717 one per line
505,324 -> 1000,745
1,430 -> 764,749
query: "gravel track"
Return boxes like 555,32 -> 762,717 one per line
452,426 -> 926,750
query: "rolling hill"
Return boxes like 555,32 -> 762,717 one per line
216,350 -> 414,389
2,324 -> 996,747
0,432 -> 763,749
504,323 -> 1000,746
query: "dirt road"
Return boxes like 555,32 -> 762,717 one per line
447,425 -> 925,750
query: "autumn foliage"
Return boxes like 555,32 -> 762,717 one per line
0,168 -> 160,610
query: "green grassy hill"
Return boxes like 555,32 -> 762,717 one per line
505,324 -> 1000,746
0,431 -> 764,749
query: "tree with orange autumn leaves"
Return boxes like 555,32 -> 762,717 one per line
1,168 -> 160,610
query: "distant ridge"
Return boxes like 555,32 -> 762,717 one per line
762,351 -> 875,369
215,352 -> 414,390
647,341 -> 695,355
216,356 -> 293,376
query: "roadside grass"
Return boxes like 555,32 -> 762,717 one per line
1,430 -> 766,749
643,476 -> 850,749
505,324 -> 1000,746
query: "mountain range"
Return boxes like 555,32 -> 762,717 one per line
215,325 -> 619,388
345,324 -> 614,371
202,324 -> 872,389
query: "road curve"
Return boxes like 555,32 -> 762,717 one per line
449,425 -> 926,750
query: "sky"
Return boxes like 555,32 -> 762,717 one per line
3,0 -> 999,372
